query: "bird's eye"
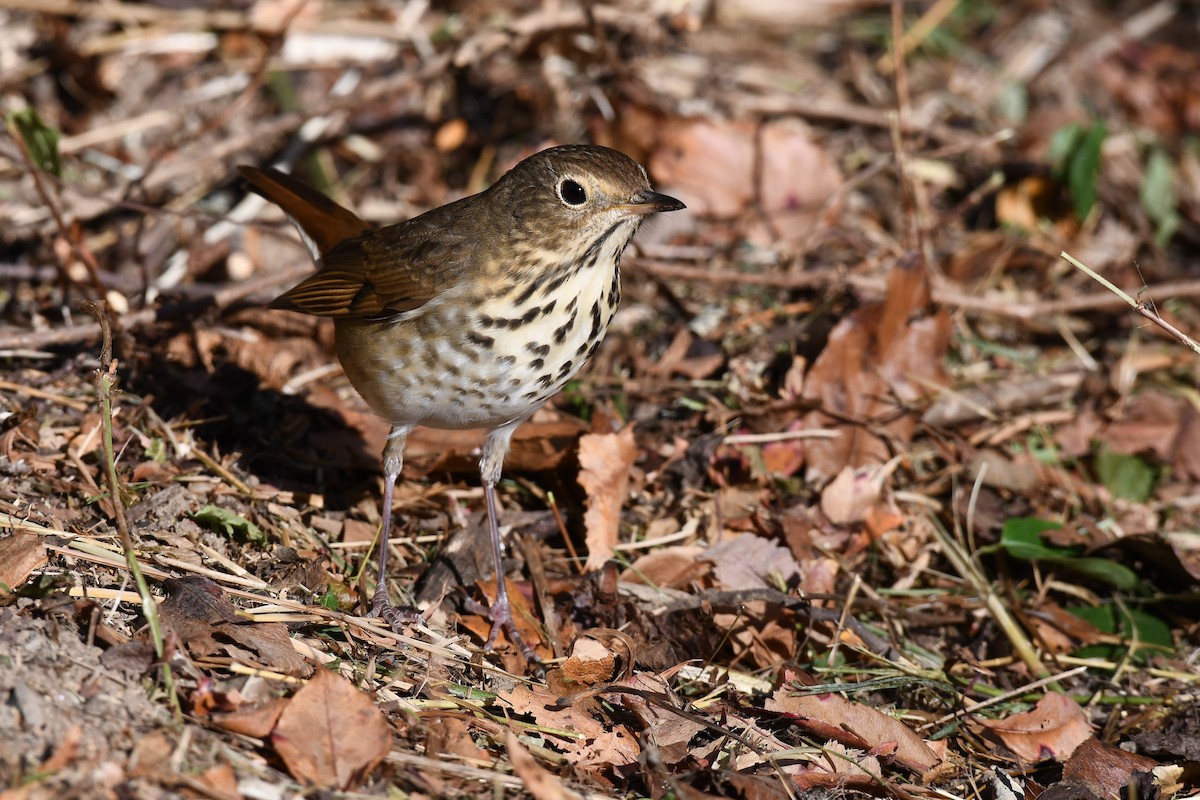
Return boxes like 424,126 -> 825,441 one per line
558,179 -> 587,206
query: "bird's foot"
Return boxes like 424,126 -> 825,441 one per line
463,592 -> 542,668
370,586 -> 421,634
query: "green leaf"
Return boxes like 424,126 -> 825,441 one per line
7,108 -> 63,177
1140,147 -> 1180,246
1067,123 -> 1106,221
1047,123 -> 1083,171
1069,604 -> 1174,663
192,504 -> 266,545
987,517 -> 1139,590
1070,603 -> 1114,633
1061,557 -> 1139,591
1048,122 -> 1106,221
1094,444 -> 1156,502
992,517 -> 1064,560
1126,608 -> 1173,651
318,589 -> 340,611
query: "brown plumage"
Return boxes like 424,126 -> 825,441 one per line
240,145 -> 684,655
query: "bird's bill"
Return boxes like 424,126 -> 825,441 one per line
618,191 -> 686,215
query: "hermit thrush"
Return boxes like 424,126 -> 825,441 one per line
240,145 -> 684,654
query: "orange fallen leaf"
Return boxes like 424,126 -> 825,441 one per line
978,692 -> 1094,764
577,426 -> 638,572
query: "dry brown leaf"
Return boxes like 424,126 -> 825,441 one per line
820,464 -> 886,525
650,119 -> 757,218
969,449 -> 1096,501
1026,603 -> 1107,654
425,717 -> 491,764
507,730 -> 586,800
767,682 -> 941,773
196,763 -> 240,798
497,683 -> 641,777
620,545 -> 709,589
127,732 -> 175,779
547,628 -> 636,696
272,667 -> 391,788
713,599 -> 800,669
717,0 -> 880,27
577,426 -> 638,572
564,724 -> 641,779
407,418 -> 586,476
605,672 -> 706,765
924,372 -> 1085,427
160,576 -> 312,677
0,532 -> 47,593
760,423 -> 807,477
1103,390 -> 1200,481
978,692 -> 1094,764
1062,736 -> 1159,798
498,683 -> 611,741
703,533 -> 801,591
751,117 -> 845,243
209,698 -> 289,739
802,257 -> 950,480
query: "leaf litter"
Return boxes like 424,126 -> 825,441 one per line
2,0 -> 1200,798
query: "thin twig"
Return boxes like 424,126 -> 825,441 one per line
1062,251 -> 1200,356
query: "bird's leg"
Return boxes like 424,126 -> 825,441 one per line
370,424 -> 419,632
475,423 -> 538,659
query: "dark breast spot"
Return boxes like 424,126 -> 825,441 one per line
588,301 -> 602,339
513,277 -> 540,307
468,332 -> 495,350
556,360 -> 574,378
539,270 -> 570,298
553,310 -> 578,345
526,342 -> 550,357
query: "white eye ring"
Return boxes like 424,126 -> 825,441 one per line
557,178 -> 587,206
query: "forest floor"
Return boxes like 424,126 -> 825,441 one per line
2,0 -> 1199,798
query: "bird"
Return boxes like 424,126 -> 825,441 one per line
240,145 -> 685,655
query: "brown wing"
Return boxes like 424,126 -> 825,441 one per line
272,204 -> 475,319
241,166 -> 477,320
